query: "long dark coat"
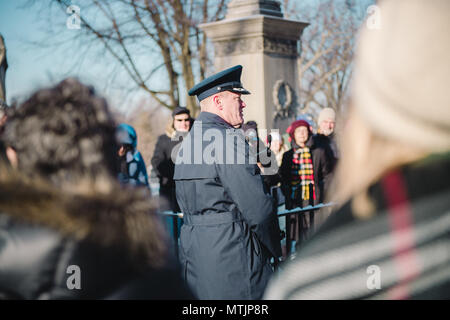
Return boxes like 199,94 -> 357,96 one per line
0,172 -> 193,299
151,133 -> 183,212
173,111 -> 281,300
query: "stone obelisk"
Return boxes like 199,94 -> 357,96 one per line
0,34 -> 8,105
199,0 -> 308,133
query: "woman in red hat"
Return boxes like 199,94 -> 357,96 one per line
280,119 -> 334,252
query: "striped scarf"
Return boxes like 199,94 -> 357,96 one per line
290,147 -> 316,201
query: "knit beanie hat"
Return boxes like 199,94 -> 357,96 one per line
318,108 -> 336,126
287,120 -> 311,141
172,106 -> 190,117
352,0 -> 450,152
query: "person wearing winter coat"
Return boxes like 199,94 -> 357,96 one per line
116,123 -> 149,187
174,65 -> 281,299
151,106 -> 192,212
279,119 -> 334,248
314,107 -> 338,162
268,132 -> 289,168
0,78 -> 193,299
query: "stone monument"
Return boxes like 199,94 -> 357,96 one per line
199,0 -> 308,134
0,34 -> 8,105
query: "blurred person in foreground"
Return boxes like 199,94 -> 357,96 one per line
0,79 -> 192,299
265,0 -> 450,299
116,123 -> 149,187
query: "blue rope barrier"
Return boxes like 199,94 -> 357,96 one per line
157,202 -> 337,218
276,202 -> 337,217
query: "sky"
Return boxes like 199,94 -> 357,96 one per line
0,0 -> 55,103
0,0 -> 152,115
0,0 -> 370,116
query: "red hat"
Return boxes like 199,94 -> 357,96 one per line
287,120 -> 311,141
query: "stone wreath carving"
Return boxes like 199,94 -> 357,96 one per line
273,80 -> 293,118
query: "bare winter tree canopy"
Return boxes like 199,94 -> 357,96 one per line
30,0 -> 228,115
26,0 -> 373,123
284,0 -> 374,122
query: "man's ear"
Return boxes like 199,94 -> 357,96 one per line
213,94 -> 223,110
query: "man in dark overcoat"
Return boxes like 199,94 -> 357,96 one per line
174,65 -> 281,299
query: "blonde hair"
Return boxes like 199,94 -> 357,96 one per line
165,117 -> 175,138
329,106 -> 426,219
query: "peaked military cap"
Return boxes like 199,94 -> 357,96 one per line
188,65 -> 250,101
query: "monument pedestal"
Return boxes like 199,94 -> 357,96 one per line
0,34 -> 8,105
200,0 -> 308,134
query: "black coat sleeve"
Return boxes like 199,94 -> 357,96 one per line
151,135 -> 173,180
320,146 -> 334,196
279,150 -> 292,184
279,149 -> 294,208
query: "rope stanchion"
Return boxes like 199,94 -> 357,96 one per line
157,202 -> 336,219
157,203 -> 337,262
158,211 -> 184,218
277,202 -> 337,217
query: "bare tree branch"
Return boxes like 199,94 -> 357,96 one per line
33,0 -> 229,113
288,0 -> 373,122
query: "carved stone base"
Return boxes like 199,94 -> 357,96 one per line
214,36 -> 298,58
198,2 -> 308,134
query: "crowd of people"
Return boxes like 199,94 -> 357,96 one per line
0,0 -> 448,300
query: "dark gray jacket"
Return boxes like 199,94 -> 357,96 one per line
0,172 -> 193,300
151,133 -> 183,212
174,112 -> 281,299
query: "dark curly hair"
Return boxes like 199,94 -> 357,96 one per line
3,78 -> 119,185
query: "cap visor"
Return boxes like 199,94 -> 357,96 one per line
231,88 -> 250,95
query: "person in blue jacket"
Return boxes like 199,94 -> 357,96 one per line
116,123 -> 149,187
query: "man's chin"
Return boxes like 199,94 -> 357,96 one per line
235,117 -> 244,128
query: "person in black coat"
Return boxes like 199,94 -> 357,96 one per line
0,79 -> 193,299
174,65 -> 281,299
151,106 -> 192,212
